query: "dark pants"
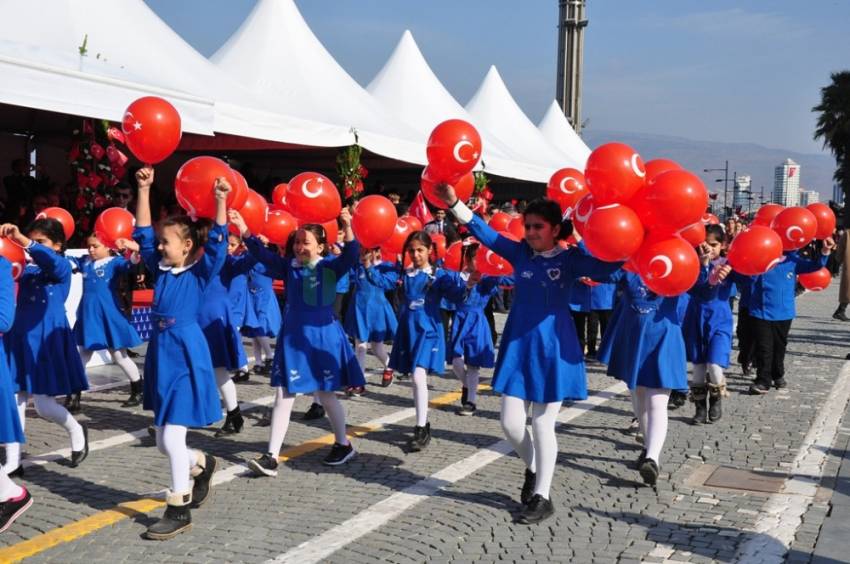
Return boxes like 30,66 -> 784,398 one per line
752,317 -> 792,386
572,312 -> 589,353
736,306 -> 757,369
441,309 -> 455,351
587,309 -> 612,352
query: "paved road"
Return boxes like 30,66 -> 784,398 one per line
1,285 -> 849,563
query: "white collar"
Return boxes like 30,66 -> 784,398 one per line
405,265 -> 434,277
92,256 -> 117,268
460,271 -> 471,281
158,258 -> 199,275
532,246 -> 565,259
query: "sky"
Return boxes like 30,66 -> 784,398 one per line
144,0 -> 850,157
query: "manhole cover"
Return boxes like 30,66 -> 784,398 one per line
703,466 -> 786,493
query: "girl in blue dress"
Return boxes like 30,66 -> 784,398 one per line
228,208 -> 364,478
439,185 -> 621,525
240,235 -> 282,377
0,257 -> 33,533
683,225 -> 734,424
366,232 -> 466,453
1,218 -> 90,473
130,166 -> 226,540
344,247 -> 397,388
598,269 -> 689,487
70,232 -> 143,407
450,242 -> 512,416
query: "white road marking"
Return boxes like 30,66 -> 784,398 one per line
267,382 -> 628,564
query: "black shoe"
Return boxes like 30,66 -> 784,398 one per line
407,423 -> 431,452
0,487 -> 33,533
65,392 -> 81,414
251,364 -> 267,375
460,386 -> 468,406
639,458 -> 659,486
708,395 -> 722,422
668,390 -> 687,410
741,364 -> 752,377
632,449 -> 647,470
248,453 -> 279,477
457,402 -> 476,416
190,453 -> 217,509
214,408 -> 244,437
749,382 -> 771,395
833,311 -> 850,321
773,378 -> 788,390
122,380 -> 143,407
232,370 -> 250,383
690,387 -> 707,425
303,403 -> 325,421
517,494 -> 554,524
147,425 -> 157,439
127,349 -> 141,358
144,493 -> 192,540
520,468 -> 536,505
69,424 -> 89,467
323,442 -> 356,466
255,406 -> 272,428
8,465 -> 24,479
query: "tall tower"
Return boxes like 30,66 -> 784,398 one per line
556,0 -> 588,134
773,159 -> 801,206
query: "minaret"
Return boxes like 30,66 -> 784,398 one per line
556,0 -> 588,134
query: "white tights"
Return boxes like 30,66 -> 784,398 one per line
412,367 -> 429,427
354,340 -> 390,372
267,388 -> 348,455
215,367 -> 239,411
0,466 -> 23,501
12,393 -> 85,456
451,357 -> 480,404
79,348 -> 140,382
500,395 -> 562,499
691,363 -> 726,386
252,337 -> 273,364
632,386 -> 670,464
155,424 -> 199,494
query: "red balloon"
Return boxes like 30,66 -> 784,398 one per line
239,190 -> 269,236
261,209 -> 297,246
489,211 -> 512,232
507,216 -> 525,240
644,158 -> 683,182
770,207 -> 817,251
478,247 -> 513,276
425,119 -> 482,182
431,233 -> 447,261
383,216 -> 416,255
0,237 -> 26,280
582,203 -> 645,262
174,156 -> 239,219
286,172 -> 341,223
798,267 -> 831,291
702,213 -> 720,225
402,215 -> 423,232
635,235 -> 700,297
121,96 -> 182,164
806,202 -> 836,240
35,207 -> 75,240
320,219 -> 339,246
352,195 -> 398,248
94,207 -> 135,250
726,225 -> 784,275
271,183 -> 291,211
229,170 -> 250,211
546,168 -> 588,213
632,170 -> 708,232
584,142 -> 647,206
752,203 -> 784,227
678,221 -> 707,247
444,241 -> 463,271
421,167 -> 474,209
570,194 -> 594,236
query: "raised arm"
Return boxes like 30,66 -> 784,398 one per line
134,166 -> 154,228
229,208 -> 290,280
790,237 -> 834,275
325,209 -> 360,278
366,262 -> 400,290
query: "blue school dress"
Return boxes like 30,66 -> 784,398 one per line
590,282 -> 616,311
242,262 -> 283,338
598,272 -> 688,391
343,262 -> 398,343
198,255 -> 255,371
448,274 -> 511,368
8,244 -> 88,396
569,278 -> 592,314
682,262 -> 734,367
134,224 -> 227,428
71,255 -> 143,351
461,216 -> 621,402
243,237 -> 365,393
228,254 -> 250,329
367,265 -> 465,375
0,258 -> 24,444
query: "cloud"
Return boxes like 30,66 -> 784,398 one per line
642,8 -> 810,40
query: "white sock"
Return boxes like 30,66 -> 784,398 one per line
312,392 -> 323,407
215,367 -> 239,411
14,393 -> 27,433
691,364 -> 707,386
33,395 -> 84,451
631,390 -> 647,438
0,468 -> 23,502
252,338 -> 264,363
637,386 -> 670,464
354,340 -> 368,372
412,367 -> 429,426
267,387 -> 295,456
155,424 -> 195,494
466,366 -> 480,404
4,443 -> 21,472
500,395 -> 535,469
452,357 -> 466,386
317,391 -> 349,445
112,349 -> 141,382
707,363 -> 726,386
530,401 -> 562,499
259,337 -> 273,360
371,342 -> 389,369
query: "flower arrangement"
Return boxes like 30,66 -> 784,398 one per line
335,133 -> 367,203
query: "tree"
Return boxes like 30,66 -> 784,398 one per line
813,71 -> 850,225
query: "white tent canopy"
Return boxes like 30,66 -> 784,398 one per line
538,100 -> 592,169
466,66 -> 583,172
367,30 -> 556,182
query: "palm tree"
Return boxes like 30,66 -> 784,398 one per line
813,71 -> 850,224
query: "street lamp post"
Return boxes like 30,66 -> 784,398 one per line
704,160 -> 729,220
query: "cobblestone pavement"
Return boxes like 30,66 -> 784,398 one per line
1,286 -> 849,563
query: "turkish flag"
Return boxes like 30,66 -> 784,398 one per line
409,191 -> 434,225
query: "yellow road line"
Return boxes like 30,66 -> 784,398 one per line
0,385 -> 488,562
